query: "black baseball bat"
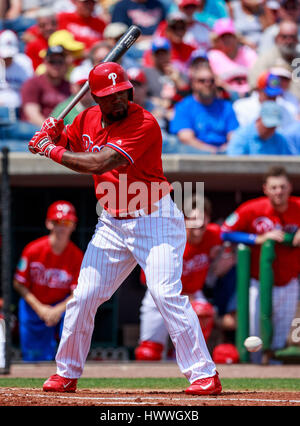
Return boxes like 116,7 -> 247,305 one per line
57,25 -> 142,121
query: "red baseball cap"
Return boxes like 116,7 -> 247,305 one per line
178,0 -> 201,7
46,201 -> 78,223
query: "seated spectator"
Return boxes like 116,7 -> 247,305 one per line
0,28 -> 37,143
35,29 -> 85,76
57,0 -> 107,51
226,100 -> 293,155
51,67 -> 94,125
0,1 -> 37,37
170,62 -> 239,154
127,66 -> 154,112
258,0 -> 300,53
207,18 -> 257,98
193,0 -> 229,28
233,71 -> 297,130
111,0 -> 166,46
143,12 -> 195,74
103,22 -> 129,49
0,29 -> 33,106
23,8 -> 57,70
249,20 -> 300,100
21,46 -> 71,127
270,65 -> 300,119
228,0 -> 269,49
279,120 -> 300,154
6,0 -> 56,18
103,22 -> 137,69
156,0 -> 211,50
143,37 -> 189,129
68,40 -> 111,79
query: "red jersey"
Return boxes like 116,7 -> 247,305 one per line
25,36 -> 48,70
140,223 -> 222,293
222,196 -> 300,286
57,12 -> 106,50
65,102 -> 171,216
181,224 -> 222,294
14,236 -> 83,305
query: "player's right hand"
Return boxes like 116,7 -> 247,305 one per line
41,117 -> 64,141
256,229 -> 285,245
28,131 -> 56,157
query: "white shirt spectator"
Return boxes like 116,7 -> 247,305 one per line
233,90 -> 297,131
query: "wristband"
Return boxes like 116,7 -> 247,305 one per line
49,146 -> 67,164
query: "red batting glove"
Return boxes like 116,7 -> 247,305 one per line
41,117 -> 65,141
28,131 -> 66,163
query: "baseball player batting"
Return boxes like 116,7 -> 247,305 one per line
28,62 -> 221,395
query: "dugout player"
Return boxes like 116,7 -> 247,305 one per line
13,201 -> 83,362
28,62 -> 222,395
135,196 -> 235,361
222,166 -> 300,363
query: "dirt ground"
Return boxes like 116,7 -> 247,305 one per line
1,362 -> 300,406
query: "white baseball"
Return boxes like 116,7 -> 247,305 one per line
244,336 -> 263,352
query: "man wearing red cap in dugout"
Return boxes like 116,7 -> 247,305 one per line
13,201 -> 83,362
28,62 -> 222,395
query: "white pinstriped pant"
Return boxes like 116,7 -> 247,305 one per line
140,289 -> 208,347
55,195 -> 216,383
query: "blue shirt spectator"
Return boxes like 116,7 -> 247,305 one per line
279,121 -> 300,155
227,101 -> 293,156
170,63 -> 239,154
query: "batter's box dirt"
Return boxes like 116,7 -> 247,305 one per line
1,388 -> 300,406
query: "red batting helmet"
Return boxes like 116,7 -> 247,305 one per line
89,62 -> 133,97
46,200 -> 78,222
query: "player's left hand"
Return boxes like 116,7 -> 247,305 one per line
28,131 -> 57,157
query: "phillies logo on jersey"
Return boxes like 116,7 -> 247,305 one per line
253,217 -> 275,233
182,254 -> 209,276
108,72 -> 117,86
30,262 -> 72,289
82,134 -> 101,153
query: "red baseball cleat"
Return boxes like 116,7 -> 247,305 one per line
185,372 -> 222,395
43,374 -> 77,393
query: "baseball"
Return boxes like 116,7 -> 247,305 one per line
244,336 -> 263,352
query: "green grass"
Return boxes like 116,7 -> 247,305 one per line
0,377 -> 300,391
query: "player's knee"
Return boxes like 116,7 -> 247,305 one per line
134,340 -> 164,361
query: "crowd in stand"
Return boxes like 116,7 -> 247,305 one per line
0,0 -> 300,155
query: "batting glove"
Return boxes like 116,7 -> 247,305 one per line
28,131 -> 66,163
41,117 -> 65,141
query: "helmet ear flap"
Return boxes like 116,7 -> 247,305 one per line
128,87 -> 133,101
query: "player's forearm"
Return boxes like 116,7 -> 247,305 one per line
13,280 -> 45,316
53,294 -> 73,315
59,147 -> 128,175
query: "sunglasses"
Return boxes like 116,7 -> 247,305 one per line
47,58 -> 66,65
194,78 -> 215,84
52,219 -> 74,227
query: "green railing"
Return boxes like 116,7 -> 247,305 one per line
235,233 -> 294,362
